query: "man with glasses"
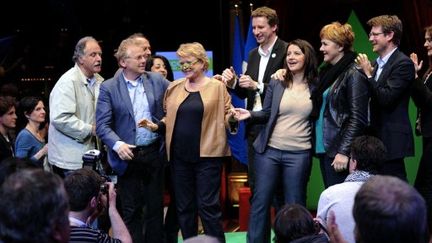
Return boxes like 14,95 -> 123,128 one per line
356,15 -> 415,181
96,36 -> 170,242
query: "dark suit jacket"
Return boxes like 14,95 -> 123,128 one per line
411,74 -> 432,137
250,79 -> 314,154
234,38 -> 288,111
96,71 -> 169,175
368,49 -> 415,160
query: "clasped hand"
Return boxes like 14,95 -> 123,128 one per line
138,118 -> 158,131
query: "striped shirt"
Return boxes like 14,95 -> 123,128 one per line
69,226 -> 121,243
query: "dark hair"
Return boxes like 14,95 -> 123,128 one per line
350,135 -> 387,174
18,96 -> 42,117
145,55 -> 174,81
0,96 -> 16,116
0,157 -> 37,185
0,169 -> 69,243
283,39 -> 318,87
72,36 -> 98,63
274,204 -> 318,242
353,175 -> 429,243
423,25 -> 432,78
64,168 -> 104,211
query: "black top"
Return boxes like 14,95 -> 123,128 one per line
171,91 -> 203,162
0,134 -> 14,163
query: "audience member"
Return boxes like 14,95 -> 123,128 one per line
15,96 -> 48,167
146,54 -> 174,81
48,36 -> 103,177
410,24 -> 432,231
353,175 -> 429,243
96,36 -> 169,242
0,157 -> 37,185
356,15 -> 415,181
0,169 -> 70,243
0,96 -> 17,162
316,135 -> 386,243
220,6 -> 288,196
64,168 -> 132,243
139,42 -> 234,243
274,204 -> 328,243
234,39 -> 317,243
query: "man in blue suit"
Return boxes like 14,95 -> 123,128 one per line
356,15 -> 415,181
96,36 -> 170,243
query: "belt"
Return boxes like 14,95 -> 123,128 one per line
134,140 -> 159,152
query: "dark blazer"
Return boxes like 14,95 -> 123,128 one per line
234,38 -> 288,111
411,74 -> 432,137
368,49 -> 415,160
250,78 -> 314,154
96,71 -> 169,175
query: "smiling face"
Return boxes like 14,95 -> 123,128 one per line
151,57 -> 168,78
252,16 -> 277,46
320,38 -> 344,65
368,26 -> 394,56
286,44 -> 305,74
179,57 -> 203,79
121,45 -> 147,76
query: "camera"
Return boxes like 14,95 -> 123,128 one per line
83,149 -> 118,185
82,149 -> 101,166
100,183 -> 109,195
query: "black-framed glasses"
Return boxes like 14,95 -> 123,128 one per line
369,32 -> 384,38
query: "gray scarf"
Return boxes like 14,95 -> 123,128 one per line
344,170 -> 372,182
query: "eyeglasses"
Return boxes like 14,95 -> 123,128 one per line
179,60 -> 200,72
369,32 -> 385,38
126,55 -> 146,61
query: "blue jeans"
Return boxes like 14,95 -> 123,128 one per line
247,146 -> 312,243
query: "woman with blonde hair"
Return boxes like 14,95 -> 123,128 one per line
140,42 -> 234,243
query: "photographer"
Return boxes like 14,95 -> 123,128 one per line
64,168 -> 132,243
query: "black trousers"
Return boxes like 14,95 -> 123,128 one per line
171,157 -> 225,243
415,136 -> 432,230
117,142 -> 165,243
379,158 -> 407,181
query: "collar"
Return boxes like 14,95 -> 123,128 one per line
69,216 -> 88,228
377,47 -> 397,67
258,37 -> 278,57
123,73 -> 143,87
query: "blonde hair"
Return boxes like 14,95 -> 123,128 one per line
176,42 -> 209,71
320,22 -> 355,51
114,38 -> 142,62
